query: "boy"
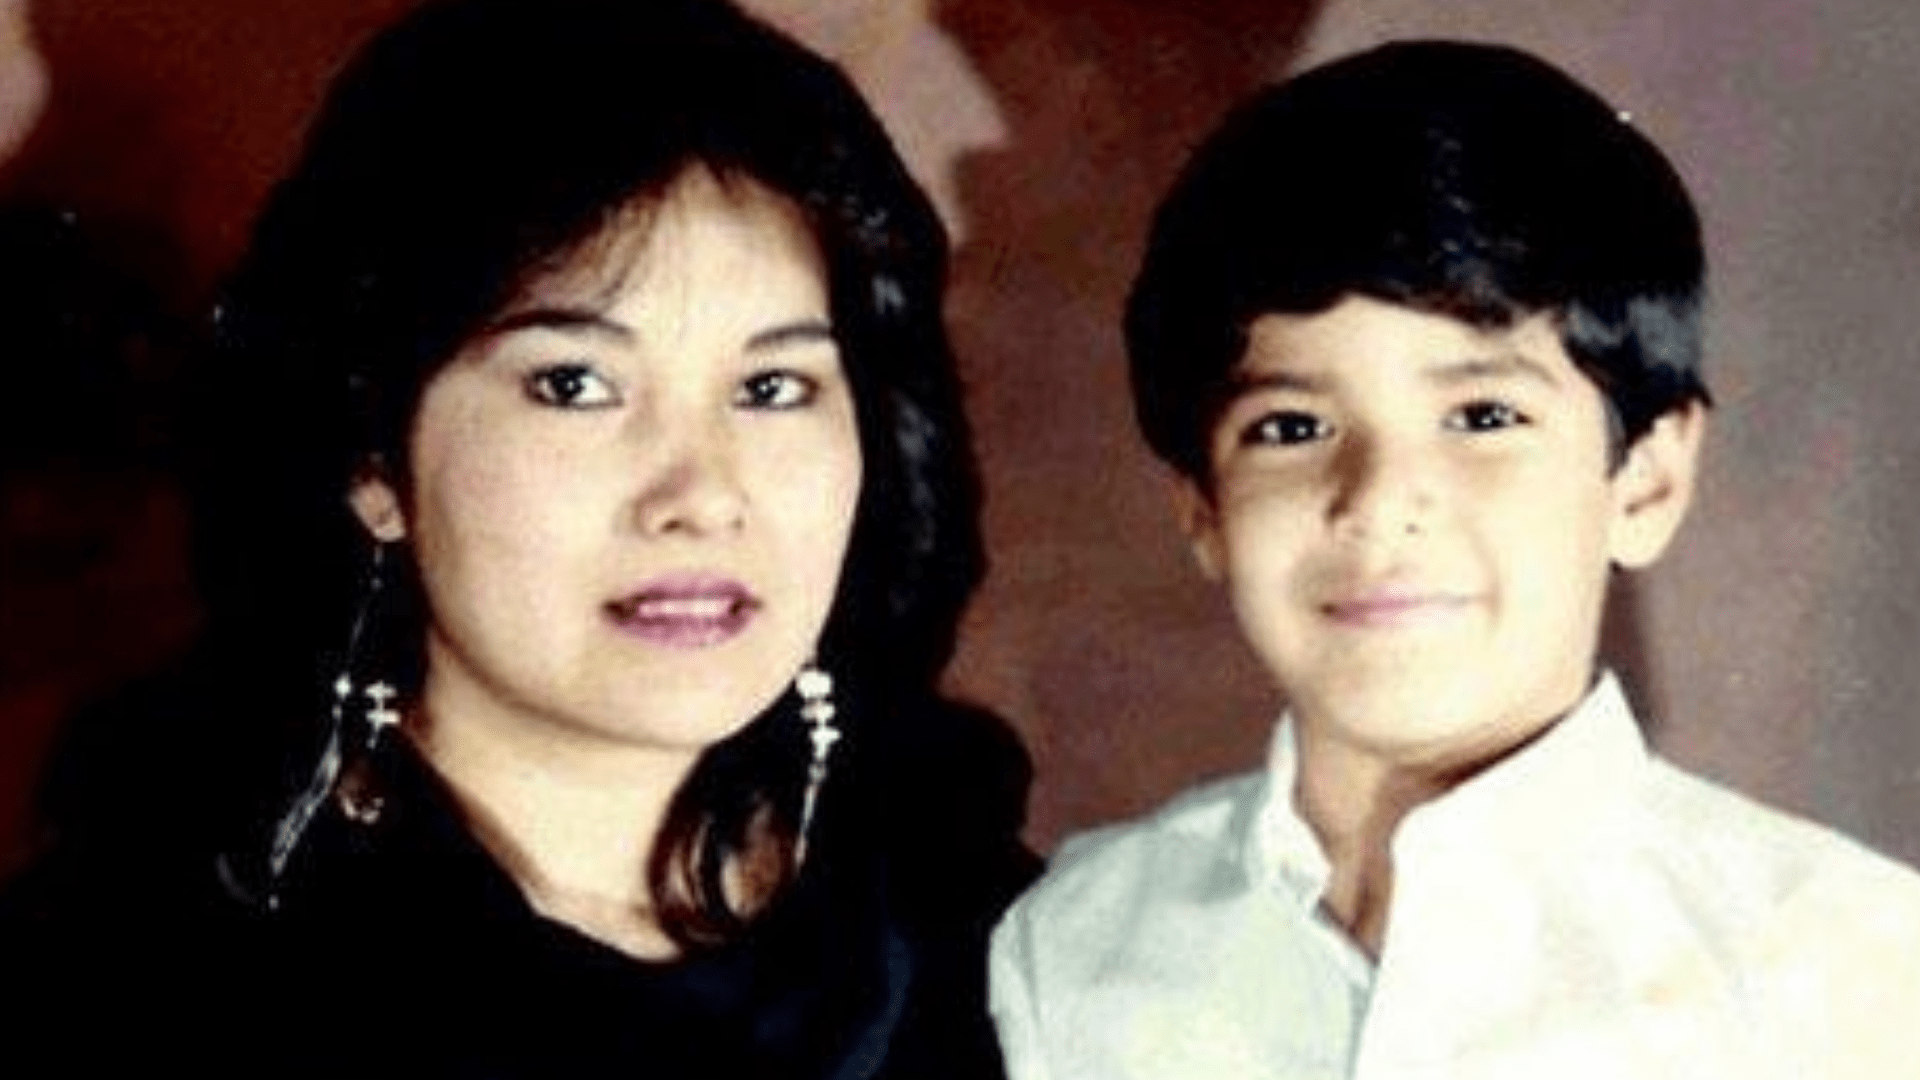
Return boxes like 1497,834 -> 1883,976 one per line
990,40 -> 1920,1078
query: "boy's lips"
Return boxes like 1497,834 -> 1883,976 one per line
1320,587 -> 1477,628
605,574 -> 761,648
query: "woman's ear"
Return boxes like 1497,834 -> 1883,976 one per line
1608,403 -> 1707,570
1170,475 -> 1226,582
347,460 -> 408,543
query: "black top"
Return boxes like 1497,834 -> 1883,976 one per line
0,686 -> 1038,1079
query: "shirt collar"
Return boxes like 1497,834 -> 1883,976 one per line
1248,671 -> 1651,908
1248,712 -> 1330,910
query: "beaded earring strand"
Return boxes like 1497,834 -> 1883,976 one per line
793,663 -> 840,864
258,543 -> 396,905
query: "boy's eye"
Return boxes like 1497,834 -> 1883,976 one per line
1447,400 -> 1528,433
525,363 -> 620,408
735,369 -> 818,410
1240,410 -> 1330,447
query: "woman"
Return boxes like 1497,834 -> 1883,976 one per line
0,0 -> 1036,1074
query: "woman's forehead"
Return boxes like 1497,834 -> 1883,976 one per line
508,170 -> 815,311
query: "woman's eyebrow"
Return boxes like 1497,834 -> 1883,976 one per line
476,310 -> 835,354
746,319 -> 836,354
480,306 -> 634,342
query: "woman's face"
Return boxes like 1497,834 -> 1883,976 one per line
351,170 -> 862,769
0,0 -> 46,162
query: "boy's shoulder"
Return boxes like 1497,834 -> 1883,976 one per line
1630,756 -> 1920,1064
1641,754 -> 1920,892
1634,753 -> 1920,957
1000,768 -> 1270,935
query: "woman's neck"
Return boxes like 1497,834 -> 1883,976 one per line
406,707 -> 700,961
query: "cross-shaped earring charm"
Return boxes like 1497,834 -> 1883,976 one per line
364,682 -> 401,730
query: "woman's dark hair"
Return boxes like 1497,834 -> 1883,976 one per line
189,0 -> 982,947
1126,40 -> 1711,482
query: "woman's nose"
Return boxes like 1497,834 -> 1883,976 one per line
630,419 -> 747,538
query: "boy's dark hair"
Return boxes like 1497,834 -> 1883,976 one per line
1126,40 -> 1711,481
184,0 -> 981,947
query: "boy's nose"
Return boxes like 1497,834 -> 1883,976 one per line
630,420 -> 747,538
1327,436 -> 1433,540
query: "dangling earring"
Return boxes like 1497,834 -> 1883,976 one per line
794,662 -> 840,862
261,542 -> 398,904
335,680 -> 402,826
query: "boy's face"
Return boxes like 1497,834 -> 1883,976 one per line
1177,296 -> 1701,775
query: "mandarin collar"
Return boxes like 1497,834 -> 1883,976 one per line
1249,672 -> 1652,910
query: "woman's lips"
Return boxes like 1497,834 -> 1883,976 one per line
605,576 -> 760,648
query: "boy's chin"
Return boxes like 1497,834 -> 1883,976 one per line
1293,677 -> 1567,775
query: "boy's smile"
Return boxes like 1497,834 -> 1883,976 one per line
1178,295 -> 1701,780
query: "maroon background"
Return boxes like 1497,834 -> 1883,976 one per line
4,0 -> 1918,876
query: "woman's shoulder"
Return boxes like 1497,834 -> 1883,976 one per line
863,695 -> 1043,920
825,694 -> 1037,1080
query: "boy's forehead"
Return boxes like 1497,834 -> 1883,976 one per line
1227,299 -> 1575,384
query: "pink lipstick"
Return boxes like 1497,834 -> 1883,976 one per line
605,574 -> 760,648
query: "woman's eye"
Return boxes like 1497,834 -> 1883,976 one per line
1448,400 -> 1528,433
525,364 -> 620,408
735,369 -> 817,410
1240,410 -> 1329,447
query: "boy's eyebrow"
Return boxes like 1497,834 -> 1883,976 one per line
1224,352 -> 1564,395
1225,368 -> 1325,394
1424,352 -> 1566,388
473,309 -> 836,352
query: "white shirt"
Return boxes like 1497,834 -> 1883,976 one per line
989,674 -> 1920,1079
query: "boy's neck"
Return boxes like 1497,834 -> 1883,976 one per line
1295,739 -> 1442,958
1292,719 -> 1558,958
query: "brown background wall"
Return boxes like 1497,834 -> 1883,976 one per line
1,0 -> 1916,874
